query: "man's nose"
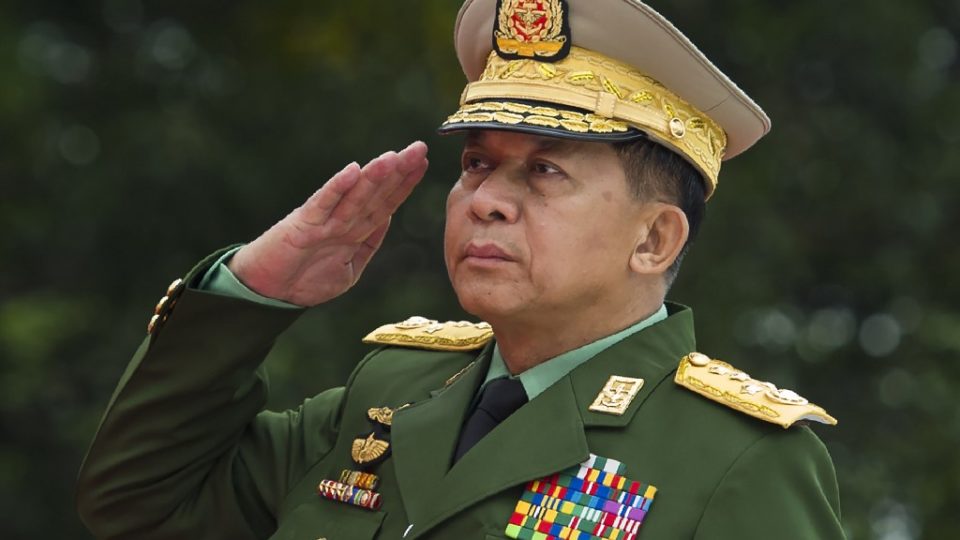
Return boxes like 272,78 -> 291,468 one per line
469,168 -> 521,223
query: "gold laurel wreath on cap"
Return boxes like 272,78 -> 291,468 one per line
445,101 -> 631,135
443,47 -> 728,195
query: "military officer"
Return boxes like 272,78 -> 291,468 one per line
77,0 -> 844,539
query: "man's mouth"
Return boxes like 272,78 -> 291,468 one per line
463,242 -> 514,262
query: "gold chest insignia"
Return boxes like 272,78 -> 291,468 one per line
351,433 -> 391,466
588,376 -> 645,415
365,404 -> 409,428
675,352 -> 838,429
367,407 -> 395,427
493,0 -> 571,61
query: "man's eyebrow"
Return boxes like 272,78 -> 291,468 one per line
464,131 -> 483,146
532,138 -> 578,154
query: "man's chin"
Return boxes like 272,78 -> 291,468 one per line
453,287 -> 521,324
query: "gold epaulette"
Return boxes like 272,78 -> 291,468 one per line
362,316 -> 494,352
674,352 -> 837,429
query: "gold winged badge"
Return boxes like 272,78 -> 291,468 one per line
351,433 -> 391,465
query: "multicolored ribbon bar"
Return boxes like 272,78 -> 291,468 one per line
533,470 -> 656,499
529,475 -> 656,510
516,492 -> 645,535
505,454 -> 655,540
580,454 -> 626,475
508,513 -> 637,540
316,479 -> 382,510
339,469 -> 380,490
506,522 -> 608,540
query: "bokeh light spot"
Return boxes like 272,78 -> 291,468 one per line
805,307 -> 856,353
17,23 -> 93,84
149,20 -> 196,70
917,27 -> 957,71
102,0 -> 143,33
859,313 -> 902,357
58,125 -> 101,166
877,368 -> 916,408
869,499 -> 920,540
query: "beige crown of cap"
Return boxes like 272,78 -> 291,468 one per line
441,0 -> 772,198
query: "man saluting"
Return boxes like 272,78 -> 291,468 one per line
78,0 -> 845,538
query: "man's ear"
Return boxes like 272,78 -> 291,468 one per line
629,204 -> 690,276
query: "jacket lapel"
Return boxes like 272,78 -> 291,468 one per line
436,374 -> 590,514
394,373 -> 589,539
390,345 -> 489,531
391,346 -> 590,539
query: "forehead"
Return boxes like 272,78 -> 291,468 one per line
462,130 -> 612,157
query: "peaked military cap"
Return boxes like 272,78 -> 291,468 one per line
438,0 -> 772,198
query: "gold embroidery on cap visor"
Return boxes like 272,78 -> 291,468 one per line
441,47 -> 728,196
445,101 -> 631,135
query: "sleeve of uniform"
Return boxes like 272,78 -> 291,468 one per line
197,245 -> 303,309
693,426 -> 845,539
75,250 -> 346,539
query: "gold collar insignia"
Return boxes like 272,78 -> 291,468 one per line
588,375 -> 645,415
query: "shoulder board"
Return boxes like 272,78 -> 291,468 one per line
674,352 -> 837,429
362,316 -> 494,352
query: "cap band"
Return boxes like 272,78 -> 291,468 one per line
442,46 -> 728,194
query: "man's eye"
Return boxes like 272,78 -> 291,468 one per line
532,162 -> 561,175
463,156 -> 490,172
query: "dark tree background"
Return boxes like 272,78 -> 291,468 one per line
1,1 -> 958,538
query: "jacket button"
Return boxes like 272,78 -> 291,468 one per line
166,278 -> 185,298
147,314 -> 161,334
154,296 -> 170,315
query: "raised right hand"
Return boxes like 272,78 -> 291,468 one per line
227,141 -> 429,307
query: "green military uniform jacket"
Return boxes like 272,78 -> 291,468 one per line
77,255 -> 844,539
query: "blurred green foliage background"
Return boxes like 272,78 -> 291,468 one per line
1,0 -> 958,538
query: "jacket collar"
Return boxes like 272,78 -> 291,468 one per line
575,303 -> 695,427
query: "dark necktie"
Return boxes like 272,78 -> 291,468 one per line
453,377 -> 528,462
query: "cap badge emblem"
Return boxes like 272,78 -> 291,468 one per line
493,0 -> 572,62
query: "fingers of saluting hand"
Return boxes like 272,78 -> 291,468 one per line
347,142 -> 428,223
385,143 -> 429,209
301,141 -> 428,236
300,161 -> 363,226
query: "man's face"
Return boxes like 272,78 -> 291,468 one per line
444,130 -> 648,325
